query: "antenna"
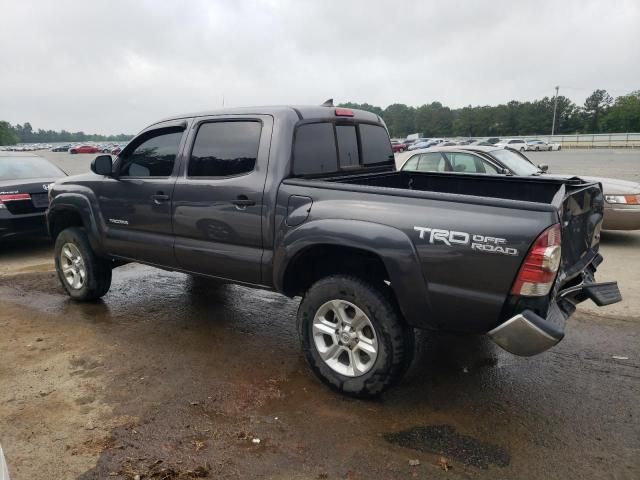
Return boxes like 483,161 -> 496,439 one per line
321,98 -> 334,107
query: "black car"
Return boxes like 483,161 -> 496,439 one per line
51,145 -> 71,152
0,154 -> 66,241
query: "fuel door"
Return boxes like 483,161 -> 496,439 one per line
286,195 -> 313,226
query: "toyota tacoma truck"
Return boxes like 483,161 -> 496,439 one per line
47,105 -> 621,397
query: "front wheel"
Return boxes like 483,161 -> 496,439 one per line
55,227 -> 112,301
297,275 -> 412,398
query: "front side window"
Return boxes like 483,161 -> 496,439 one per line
119,130 -> 183,177
189,121 -> 261,177
490,149 -> 540,175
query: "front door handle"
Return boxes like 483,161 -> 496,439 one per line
232,195 -> 256,209
151,193 -> 170,204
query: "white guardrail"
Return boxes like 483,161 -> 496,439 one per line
480,133 -> 640,148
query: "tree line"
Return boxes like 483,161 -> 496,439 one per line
340,89 -> 640,139
0,121 -> 132,146
2,88 -> 639,146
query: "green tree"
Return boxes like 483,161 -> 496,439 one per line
414,102 -> 453,137
382,104 -> 416,137
0,121 -> 19,145
601,91 -> 640,132
583,89 -> 613,132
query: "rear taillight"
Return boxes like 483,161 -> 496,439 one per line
511,224 -> 562,297
0,193 -> 31,210
0,193 -> 31,202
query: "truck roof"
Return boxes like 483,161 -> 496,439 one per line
151,105 -> 383,127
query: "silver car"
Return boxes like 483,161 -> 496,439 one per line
396,146 -> 640,230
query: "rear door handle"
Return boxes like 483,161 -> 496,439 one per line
232,195 -> 256,208
151,193 -> 170,204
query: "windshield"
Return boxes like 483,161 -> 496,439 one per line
0,156 -> 65,180
489,149 -> 540,175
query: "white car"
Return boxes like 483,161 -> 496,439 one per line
525,139 -> 562,151
494,138 -> 527,151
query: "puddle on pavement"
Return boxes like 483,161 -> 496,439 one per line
385,424 -> 510,469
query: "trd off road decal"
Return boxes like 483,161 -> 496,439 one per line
413,226 -> 519,256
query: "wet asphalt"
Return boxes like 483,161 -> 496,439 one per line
1,263 -> 638,479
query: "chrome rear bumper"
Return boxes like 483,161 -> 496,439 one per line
489,280 -> 621,356
488,310 -> 564,356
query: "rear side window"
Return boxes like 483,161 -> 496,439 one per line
189,121 -> 261,177
401,155 -> 419,171
417,152 -> 448,171
292,123 -> 338,176
336,125 -> 359,168
360,124 -> 393,164
120,130 -> 183,177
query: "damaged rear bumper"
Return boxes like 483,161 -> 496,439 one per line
489,279 -> 622,357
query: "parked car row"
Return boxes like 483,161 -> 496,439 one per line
0,143 -> 128,155
390,137 -> 562,151
66,143 -> 127,155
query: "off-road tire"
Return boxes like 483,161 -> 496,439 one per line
298,275 -> 412,398
54,227 -> 112,301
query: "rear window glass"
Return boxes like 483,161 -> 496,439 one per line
336,125 -> 359,168
292,123 -> 338,176
360,124 -> 393,164
0,156 -> 65,180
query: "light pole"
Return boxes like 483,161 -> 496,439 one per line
551,85 -> 559,136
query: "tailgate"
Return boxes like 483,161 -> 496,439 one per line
557,181 -> 604,282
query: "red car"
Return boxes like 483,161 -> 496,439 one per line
391,140 -> 406,153
69,145 -> 100,154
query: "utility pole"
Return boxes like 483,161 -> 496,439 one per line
551,85 -> 559,136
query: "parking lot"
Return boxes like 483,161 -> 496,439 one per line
1,149 -> 639,479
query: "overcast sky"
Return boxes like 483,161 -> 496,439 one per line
1,0 -> 638,134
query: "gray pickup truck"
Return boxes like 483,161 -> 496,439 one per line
47,105 -> 621,397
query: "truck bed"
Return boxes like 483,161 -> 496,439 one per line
287,169 -> 582,212
330,170 -> 572,206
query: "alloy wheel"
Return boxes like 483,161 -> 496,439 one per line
312,299 -> 378,377
60,243 -> 86,290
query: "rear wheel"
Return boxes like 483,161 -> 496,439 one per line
55,227 -> 112,301
298,275 -> 412,398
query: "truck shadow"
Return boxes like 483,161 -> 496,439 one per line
599,230 -> 640,247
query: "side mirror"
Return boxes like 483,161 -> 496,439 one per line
91,155 -> 113,176
538,163 -> 549,172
